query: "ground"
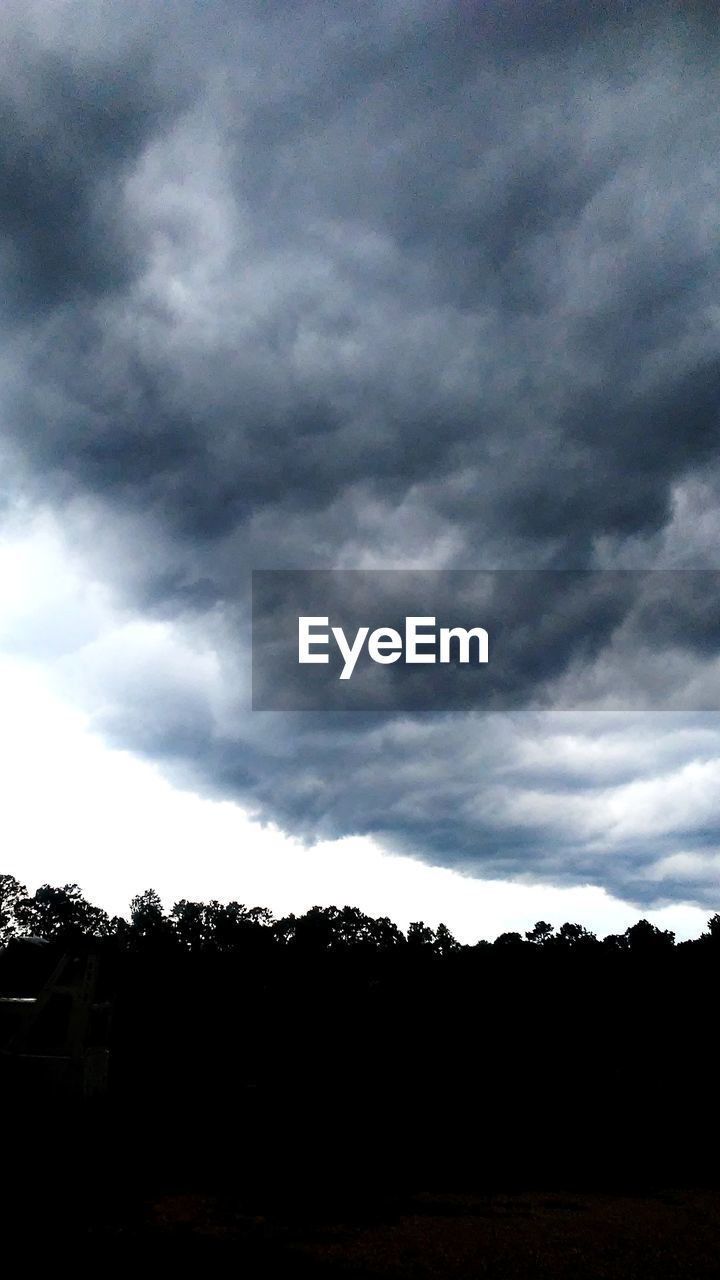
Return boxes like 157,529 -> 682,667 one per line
130,1186 -> 720,1277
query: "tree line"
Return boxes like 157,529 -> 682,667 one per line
3,869 -> 720,1195
2,871 -> 718,955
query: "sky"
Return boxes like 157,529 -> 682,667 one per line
0,1 -> 718,940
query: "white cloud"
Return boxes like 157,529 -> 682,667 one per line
0,650 -> 709,941
0,513 -> 715,939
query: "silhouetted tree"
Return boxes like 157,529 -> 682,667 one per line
363,914 -> 405,950
701,913 -> 720,945
206,901 -> 274,952
13,883 -> 110,942
625,918 -> 675,951
0,873 -> 27,946
406,921 -> 437,949
434,922 -> 460,955
554,922 -> 597,947
277,905 -> 339,952
129,888 -> 171,946
494,931 -> 524,946
274,904 -> 402,954
170,899 -> 209,951
108,915 -> 132,945
273,912 -> 300,947
525,920 -> 554,945
332,906 -> 404,950
602,932 -> 629,951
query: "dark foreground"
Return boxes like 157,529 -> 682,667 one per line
6,1146 -> 720,1279
140,1186 -> 720,1277
3,932 -> 720,1275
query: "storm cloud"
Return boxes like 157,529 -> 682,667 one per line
1,0 -> 719,906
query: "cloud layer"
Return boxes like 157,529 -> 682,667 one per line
1,1 -> 719,906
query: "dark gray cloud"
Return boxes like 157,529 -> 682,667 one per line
1,0 -> 720,906
0,15 -> 196,316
